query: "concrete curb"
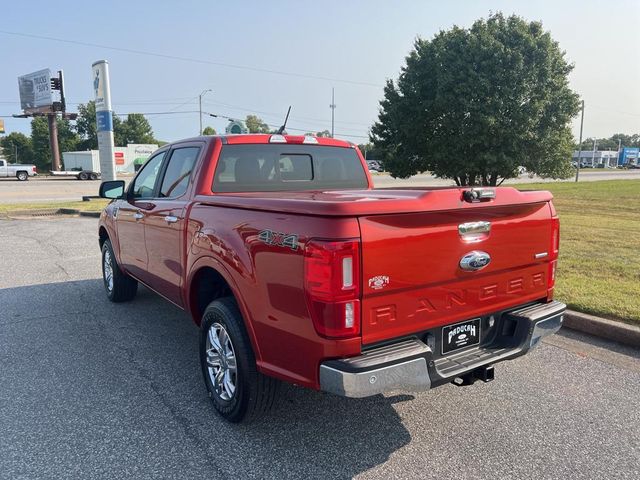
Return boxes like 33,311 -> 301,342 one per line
4,208 -> 102,219
563,310 -> 640,348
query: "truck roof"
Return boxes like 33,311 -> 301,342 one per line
172,134 -> 355,148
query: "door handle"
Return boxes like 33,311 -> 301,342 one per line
164,215 -> 178,224
133,212 -> 144,220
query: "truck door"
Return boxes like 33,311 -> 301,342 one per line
143,144 -> 201,307
116,150 -> 167,279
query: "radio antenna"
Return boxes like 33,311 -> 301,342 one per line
276,106 -> 291,134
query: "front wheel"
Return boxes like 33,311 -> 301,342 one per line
16,171 -> 28,181
101,239 -> 138,302
200,297 -> 279,423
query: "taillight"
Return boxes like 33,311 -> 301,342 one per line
304,239 -> 361,338
548,259 -> 557,289
32,166 -> 37,173
551,217 -> 560,259
548,217 -> 560,290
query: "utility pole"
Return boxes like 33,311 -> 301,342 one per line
592,138 -> 597,167
47,113 -> 61,171
199,89 -> 212,135
574,100 -> 585,182
329,87 -> 336,138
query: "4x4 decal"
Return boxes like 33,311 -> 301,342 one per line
258,230 -> 299,251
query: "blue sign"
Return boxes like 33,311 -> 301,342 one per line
96,110 -> 113,132
618,147 -> 639,166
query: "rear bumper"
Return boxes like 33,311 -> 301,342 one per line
319,300 -> 565,398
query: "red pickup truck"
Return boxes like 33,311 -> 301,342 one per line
98,134 -> 565,422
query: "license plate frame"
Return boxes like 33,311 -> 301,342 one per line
442,318 -> 481,355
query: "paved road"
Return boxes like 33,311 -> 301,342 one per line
1,217 -> 639,479
1,169 -> 639,204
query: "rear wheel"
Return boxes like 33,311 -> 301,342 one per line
89,172 -> 98,180
200,297 -> 279,423
79,171 -> 89,180
101,239 -> 138,302
16,171 -> 28,181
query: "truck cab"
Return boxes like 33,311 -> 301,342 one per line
98,134 -> 565,422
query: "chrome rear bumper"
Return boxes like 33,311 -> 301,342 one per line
320,300 -> 565,398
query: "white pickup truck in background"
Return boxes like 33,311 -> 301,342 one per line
0,158 -> 37,181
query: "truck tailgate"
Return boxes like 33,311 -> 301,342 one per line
359,200 -> 553,345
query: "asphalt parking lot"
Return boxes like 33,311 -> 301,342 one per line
1,169 -> 640,204
1,216 -> 639,480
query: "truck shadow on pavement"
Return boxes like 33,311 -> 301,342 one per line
0,278 -> 411,479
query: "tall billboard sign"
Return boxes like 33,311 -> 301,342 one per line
92,60 -> 116,181
18,69 -> 53,113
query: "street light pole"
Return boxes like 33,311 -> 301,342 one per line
574,100 -> 585,182
199,89 -> 212,135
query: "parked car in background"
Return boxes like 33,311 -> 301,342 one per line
98,134 -> 565,423
0,158 -> 37,181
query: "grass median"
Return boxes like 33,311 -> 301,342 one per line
517,179 -> 640,324
0,199 -> 109,216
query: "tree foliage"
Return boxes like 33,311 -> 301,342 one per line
245,115 -> 271,133
371,13 -> 580,185
576,133 -> 640,151
119,113 -> 156,144
202,126 -> 217,135
0,132 -> 33,164
76,101 -> 157,148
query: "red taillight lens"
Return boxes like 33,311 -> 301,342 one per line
551,217 -> 560,259
304,239 -> 361,338
548,217 -> 560,293
32,166 -> 37,172
548,259 -> 557,289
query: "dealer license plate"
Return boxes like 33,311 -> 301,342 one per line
442,318 -> 481,354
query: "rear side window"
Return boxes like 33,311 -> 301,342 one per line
212,144 -> 368,192
160,147 -> 199,198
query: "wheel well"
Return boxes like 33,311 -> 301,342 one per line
189,267 -> 232,324
98,227 -> 108,248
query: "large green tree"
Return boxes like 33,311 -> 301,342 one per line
371,13 -> 580,185
31,116 -> 80,170
0,132 -> 33,164
119,113 -> 156,144
245,114 -> 271,133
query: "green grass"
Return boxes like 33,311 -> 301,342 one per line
517,180 -> 640,324
0,199 -> 109,216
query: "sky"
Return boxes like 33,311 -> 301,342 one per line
1,0 -> 638,145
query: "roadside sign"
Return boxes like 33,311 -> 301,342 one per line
18,69 -> 53,113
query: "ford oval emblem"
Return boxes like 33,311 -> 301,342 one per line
459,251 -> 491,271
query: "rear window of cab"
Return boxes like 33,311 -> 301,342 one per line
212,144 -> 368,192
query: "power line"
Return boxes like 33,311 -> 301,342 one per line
202,99 -> 372,127
0,29 -> 383,88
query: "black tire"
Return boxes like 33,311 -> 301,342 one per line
16,171 -> 28,181
89,172 -> 98,180
200,297 -> 279,423
101,239 -> 138,302
79,171 -> 89,180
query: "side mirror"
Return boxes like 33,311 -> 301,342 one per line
99,180 -> 125,199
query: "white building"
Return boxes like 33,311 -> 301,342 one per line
62,143 -> 158,173
572,150 -> 618,168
